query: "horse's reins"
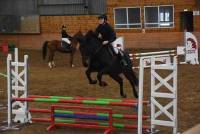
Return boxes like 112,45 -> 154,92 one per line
93,45 -> 104,56
92,42 -> 122,57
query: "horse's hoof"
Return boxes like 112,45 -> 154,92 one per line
102,81 -> 108,86
90,80 -> 97,84
48,66 -> 53,69
99,81 -> 108,87
49,66 -> 55,69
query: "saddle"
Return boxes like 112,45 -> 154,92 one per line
105,45 -> 129,67
61,41 -> 72,50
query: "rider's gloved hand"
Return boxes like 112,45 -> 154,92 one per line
98,33 -> 102,39
102,41 -> 109,45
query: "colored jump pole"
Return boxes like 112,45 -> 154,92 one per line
28,95 -> 149,104
29,108 -> 149,120
0,72 -> 7,78
12,97 -> 139,107
47,105 -> 114,133
31,117 -> 150,130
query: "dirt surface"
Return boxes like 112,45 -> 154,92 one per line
0,49 -> 200,134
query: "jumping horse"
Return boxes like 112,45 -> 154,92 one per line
75,30 -> 138,98
42,32 -> 80,68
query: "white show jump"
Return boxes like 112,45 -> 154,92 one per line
135,50 -> 178,134
2,48 -> 30,131
3,48 -> 178,134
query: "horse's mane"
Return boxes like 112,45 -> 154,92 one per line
73,31 -> 84,38
78,30 -> 102,57
84,30 -> 98,41
74,30 -> 98,43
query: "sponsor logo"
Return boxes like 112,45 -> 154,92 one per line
186,37 -> 197,54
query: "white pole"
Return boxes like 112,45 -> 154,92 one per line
184,31 -> 187,63
14,48 -> 19,98
150,57 -> 156,132
173,56 -> 178,134
2,49 -> 19,131
133,54 -> 175,60
7,54 -> 12,128
24,55 -> 29,122
134,50 -> 175,56
137,57 -> 144,134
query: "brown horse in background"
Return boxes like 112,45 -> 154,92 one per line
42,31 -> 82,68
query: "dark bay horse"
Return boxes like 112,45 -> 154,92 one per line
42,32 -> 81,68
75,30 -> 138,98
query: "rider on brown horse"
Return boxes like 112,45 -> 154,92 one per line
42,30 -> 80,68
61,25 -> 72,48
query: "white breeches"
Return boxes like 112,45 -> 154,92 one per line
62,38 -> 71,44
111,37 -> 124,54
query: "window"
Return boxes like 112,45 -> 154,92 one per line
0,15 -> 40,34
114,7 -> 141,29
159,6 -> 173,27
38,0 -> 106,15
0,0 -> 40,33
144,5 -> 174,28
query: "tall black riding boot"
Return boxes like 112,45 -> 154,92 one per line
118,50 -> 128,67
108,45 -> 115,57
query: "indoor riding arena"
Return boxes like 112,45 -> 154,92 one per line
0,1 -> 200,134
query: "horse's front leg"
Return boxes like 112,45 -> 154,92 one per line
97,68 -> 108,87
86,68 -> 97,84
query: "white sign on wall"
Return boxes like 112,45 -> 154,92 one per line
193,10 -> 200,16
185,32 -> 199,64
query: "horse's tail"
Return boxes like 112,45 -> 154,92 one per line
42,41 -> 49,60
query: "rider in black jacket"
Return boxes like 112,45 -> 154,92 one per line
95,14 -> 116,56
95,14 -> 128,66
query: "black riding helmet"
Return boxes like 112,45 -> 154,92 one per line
62,25 -> 66,29
98,14 -> 107,21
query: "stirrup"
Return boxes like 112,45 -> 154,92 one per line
119,50 -> 124,57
